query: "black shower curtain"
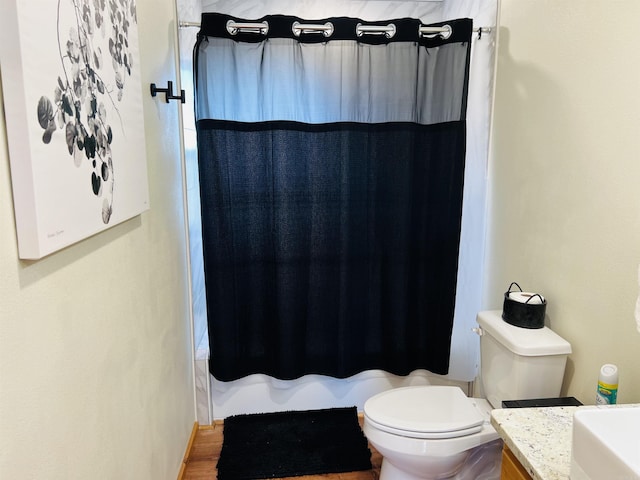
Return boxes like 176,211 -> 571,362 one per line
195,13 -> 472,381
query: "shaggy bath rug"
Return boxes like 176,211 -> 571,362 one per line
216,406 -> 372,479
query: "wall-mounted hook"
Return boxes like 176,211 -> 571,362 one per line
150,81 -> 185,104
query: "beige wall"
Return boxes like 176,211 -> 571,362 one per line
0,1 -> 195,479
487,0 -> 640,404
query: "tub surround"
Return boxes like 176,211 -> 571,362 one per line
490,404 -> 640,480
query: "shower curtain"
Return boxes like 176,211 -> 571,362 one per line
195,13 -> 472,382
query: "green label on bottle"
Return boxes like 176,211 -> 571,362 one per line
596,381 -> 618,405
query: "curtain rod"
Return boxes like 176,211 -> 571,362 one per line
179,20 -> 491,38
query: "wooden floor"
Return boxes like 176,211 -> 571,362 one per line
181,417 -> 382,480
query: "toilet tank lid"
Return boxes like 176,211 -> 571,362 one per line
477,310 -> 572,356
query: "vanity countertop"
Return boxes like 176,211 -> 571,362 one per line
490,403 -> 640,480
491,405 -> 577,480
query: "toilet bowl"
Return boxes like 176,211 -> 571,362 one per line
363,386 -> 502,480
362,310 -> 572,480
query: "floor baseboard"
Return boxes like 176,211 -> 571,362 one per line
178,422 -> 199,480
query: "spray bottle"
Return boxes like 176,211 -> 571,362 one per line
595,364 -> 618,405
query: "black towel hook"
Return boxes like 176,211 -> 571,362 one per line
150,81 -> 185,103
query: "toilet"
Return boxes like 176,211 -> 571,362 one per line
363,310 -> 572,480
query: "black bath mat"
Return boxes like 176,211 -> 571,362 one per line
216,406 -> 372,479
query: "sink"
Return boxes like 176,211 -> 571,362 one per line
570,406 -> 640,479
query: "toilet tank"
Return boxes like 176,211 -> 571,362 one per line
477,310 -> 572,409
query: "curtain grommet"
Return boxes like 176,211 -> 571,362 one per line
292,21 -> 334,38
420,24 -> 452,40
226,19 -> 269,36
356,23 -> 396,39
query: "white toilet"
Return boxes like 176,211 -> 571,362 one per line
363,310 -> 572,480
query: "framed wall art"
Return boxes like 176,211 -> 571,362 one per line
1,0 -> 149,259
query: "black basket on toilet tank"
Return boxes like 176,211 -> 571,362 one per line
502,282 -> 546,329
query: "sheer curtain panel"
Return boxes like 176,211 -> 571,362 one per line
195,13 -> 472,381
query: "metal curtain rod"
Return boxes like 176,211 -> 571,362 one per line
179,20 -> 491,38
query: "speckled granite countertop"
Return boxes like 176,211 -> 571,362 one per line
490,404 -> 640,480
491,406 -> 577,480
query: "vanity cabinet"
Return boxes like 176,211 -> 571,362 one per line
501,445 -> 533,480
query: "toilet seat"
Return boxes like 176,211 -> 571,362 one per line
363,385 -> 485,440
